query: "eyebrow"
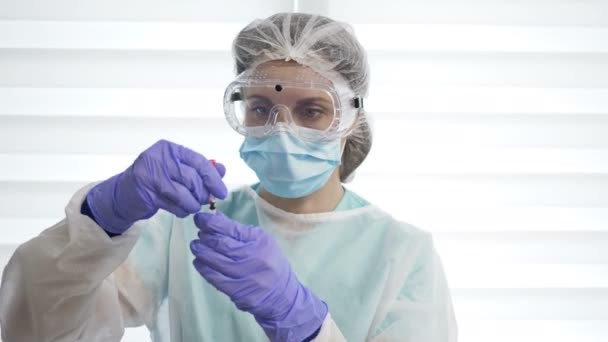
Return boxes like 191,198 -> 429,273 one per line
246,94 -> 272,102
295,97 -> 332,107
245,94 -> 332,107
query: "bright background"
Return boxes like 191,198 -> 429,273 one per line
1,0 -> 608,341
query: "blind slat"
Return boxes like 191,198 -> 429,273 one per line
331,0 -> 608,26
355,24 -> 608,53
0,0 -> 291,21
446,264 -> 608,289
0,21 -> 241,50
351,175 -> 608,206
3,50 -> 608,88
452,288 -> 608,320
457,319 -> 608,342
0,50 -> 234,88
1,21 -> 607,53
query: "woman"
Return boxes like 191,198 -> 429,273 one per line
0,13 -> 457,341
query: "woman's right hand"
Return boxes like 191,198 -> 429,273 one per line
85,139 -> 228,234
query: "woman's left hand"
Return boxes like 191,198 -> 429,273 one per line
190,211 -> 327,341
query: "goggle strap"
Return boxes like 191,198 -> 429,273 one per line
353,96 -> 364,109
230,92 -> 242,102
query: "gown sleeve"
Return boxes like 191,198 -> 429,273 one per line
314,230 -> 457,342
368,232 -> 458,341
0,184 -> 173,342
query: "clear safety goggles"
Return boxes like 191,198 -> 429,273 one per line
223,68 -> 364,141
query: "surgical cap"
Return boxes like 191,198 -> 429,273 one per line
232,12 -> 372,182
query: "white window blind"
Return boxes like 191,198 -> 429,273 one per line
1,0 -> 607,341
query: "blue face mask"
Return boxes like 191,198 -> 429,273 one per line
239,131 -> 342,199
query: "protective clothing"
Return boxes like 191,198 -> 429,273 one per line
87,140 -> 227,234
0,184 -> 457,341
239,129 -> 341,198
190,212 -> 328,341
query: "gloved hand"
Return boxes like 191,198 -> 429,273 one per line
190,212 -> 328,342
86,139 -> 227,234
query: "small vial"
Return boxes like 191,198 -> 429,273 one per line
209,159 -> 217,214
209,198 -> 216,213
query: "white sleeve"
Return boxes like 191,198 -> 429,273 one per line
312,314 -> 347,342
314,234 -> 457,342
368,234 -> 458,342
0,184 -> 167,342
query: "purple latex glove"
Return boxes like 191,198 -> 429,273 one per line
190,212 -> 328,342
87,140 -> 227,234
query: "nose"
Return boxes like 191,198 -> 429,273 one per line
269,104 -> 291,124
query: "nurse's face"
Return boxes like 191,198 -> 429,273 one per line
240,60 -> 339,133
247,60 -> 351,153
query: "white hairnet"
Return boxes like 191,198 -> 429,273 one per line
232,12 -> 372,182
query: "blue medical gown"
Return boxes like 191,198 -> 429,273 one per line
127,185 -> 457,341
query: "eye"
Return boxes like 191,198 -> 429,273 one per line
253,106 -> 269,115
300,107 -> 325,120
248,104 -> 270,118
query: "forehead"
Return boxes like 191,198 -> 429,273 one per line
244,60 -> 336,103
244,86 -> 334,106
249,60 -> 333,86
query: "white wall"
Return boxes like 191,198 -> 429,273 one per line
1,0 -> 607,341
